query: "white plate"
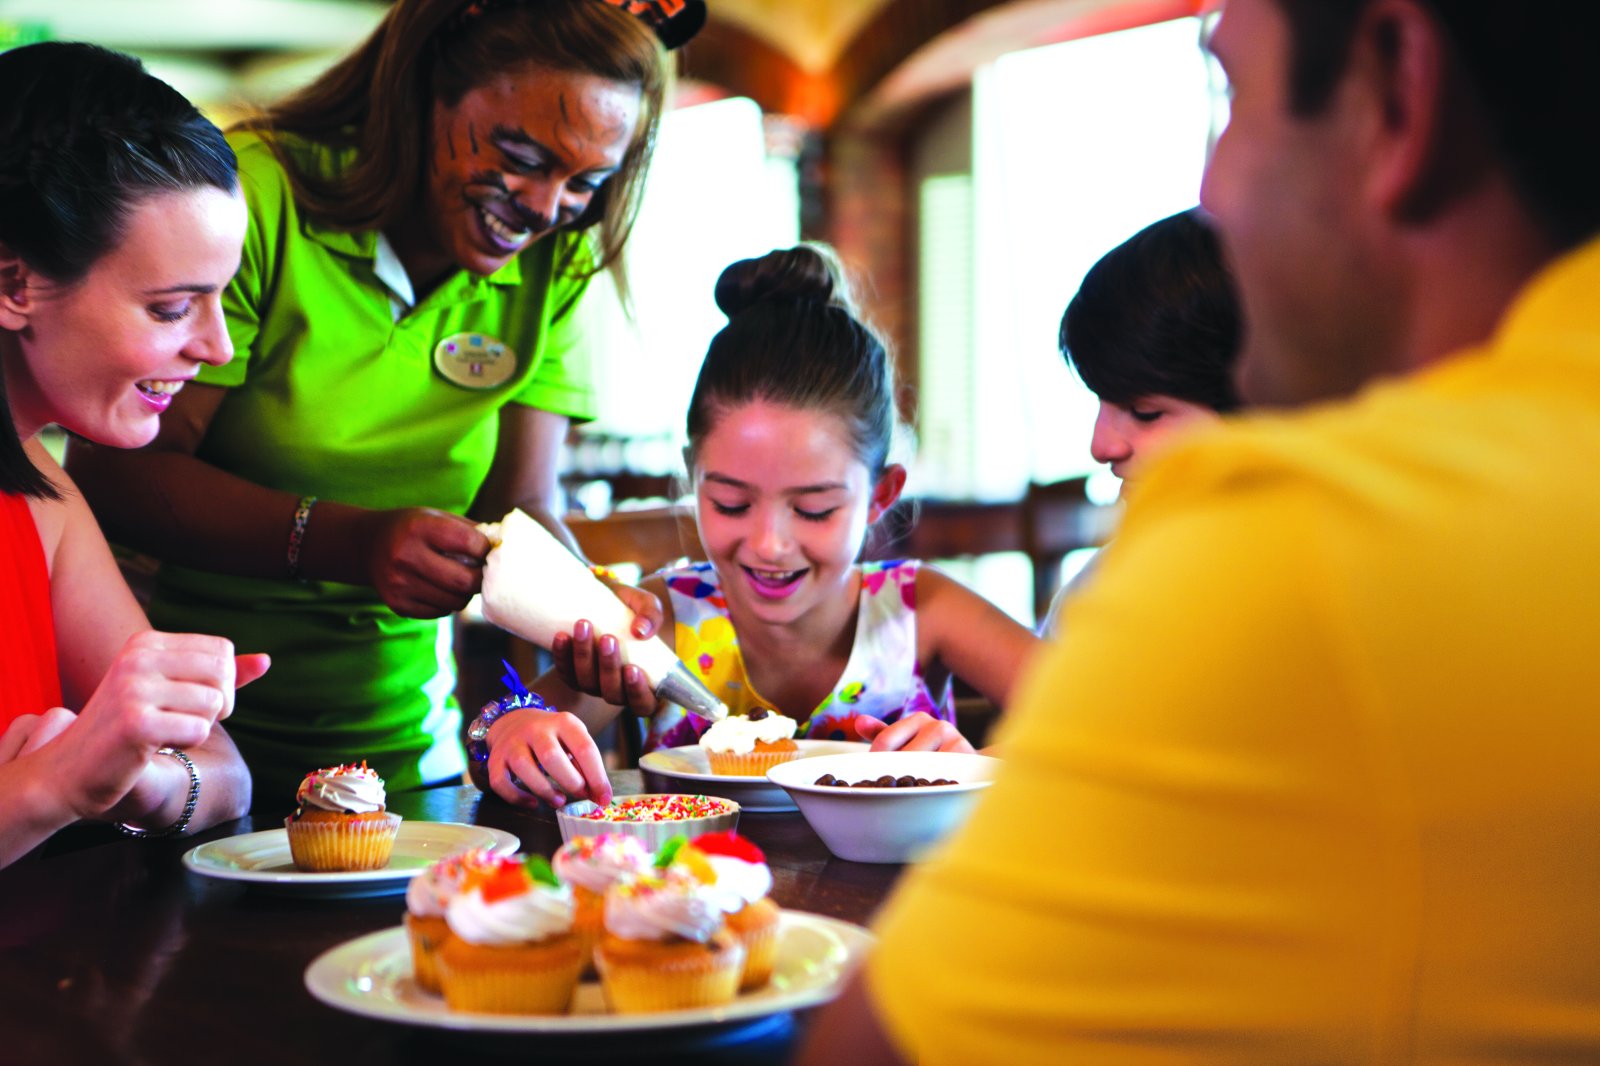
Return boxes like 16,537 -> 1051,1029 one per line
304,909 -> 872,1032
182,822 -> 520,898
640,740 -> 868,812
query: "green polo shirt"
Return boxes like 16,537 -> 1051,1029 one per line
147,131 -> 598,801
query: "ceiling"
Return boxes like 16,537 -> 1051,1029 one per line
0,0 -> 900,107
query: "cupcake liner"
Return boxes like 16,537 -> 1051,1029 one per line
436,934 -> 586,1014
705,747 -> 799,777
572,886 -> 604,978
404,913 -> 449,994
284,811 -> 401,871
727,897 -> 782,990
595,931 -> 745,1013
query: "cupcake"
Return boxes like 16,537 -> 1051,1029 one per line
552,833 -> 653,975
595,863 -> 745,1013
284,762 -> 402,872
435,854 -> 586,1014
697,708 -> 799,776
405,849 -> 497,994
687,831 -> 782,990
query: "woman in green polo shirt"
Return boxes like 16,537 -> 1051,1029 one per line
69,0 -> 701,801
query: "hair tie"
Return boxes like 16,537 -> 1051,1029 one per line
595,0 -> 705,49
445,0 -> 706,50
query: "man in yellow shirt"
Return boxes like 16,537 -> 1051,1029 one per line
802,0 -> 1600,1062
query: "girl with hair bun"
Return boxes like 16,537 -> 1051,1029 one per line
0,41 -> 265,865
477,244 -> 1039,810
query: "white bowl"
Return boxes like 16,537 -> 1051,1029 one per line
766,751 -> 999,864
554,793 -> 739,851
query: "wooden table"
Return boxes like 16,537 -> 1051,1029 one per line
0,772 -> 901,1065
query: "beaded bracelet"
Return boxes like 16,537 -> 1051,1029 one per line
589,563 -> 620,584
466,661 -> 551,763
287,495 -> 317,580
115,748 -> 200,839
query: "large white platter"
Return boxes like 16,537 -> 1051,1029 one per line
182,821 -> 520,898
639,740 -> 868,812
304,909 -> 872,1033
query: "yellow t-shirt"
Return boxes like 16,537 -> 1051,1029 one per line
869,235 -> 1600,1063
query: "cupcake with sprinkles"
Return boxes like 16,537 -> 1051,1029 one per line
697,708 -> 799,776
405,848 -> 499,994
436,854 -> 585,1014
595,856 -> 745,1013
686,831 -> 782,990
284,762 -> 402,872
552,833 -> 653,973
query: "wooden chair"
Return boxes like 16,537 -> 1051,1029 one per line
869,479 -> 1106,622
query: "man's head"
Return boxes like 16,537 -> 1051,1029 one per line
1201,0 -> 1600,407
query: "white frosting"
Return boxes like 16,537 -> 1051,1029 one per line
603,870 -> 724,943
445,881 -> 575,946
702,854 -> 772,911
406,849 -> 489,918
553,834 -> 652,895
698,713 -> 798,755
296,765 -> 386,814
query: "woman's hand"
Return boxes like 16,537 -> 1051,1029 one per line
856,713 -> 974,754
551,619 -> 661,714
37,633 -> 267,822
485,707 -> 612,809
368,508 -> 489,618
0,707 -> 77,763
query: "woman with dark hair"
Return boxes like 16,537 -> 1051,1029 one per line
0,42 -> 264,865
68,0 -> 702,799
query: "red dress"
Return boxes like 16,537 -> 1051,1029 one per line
1,491 -> 61,731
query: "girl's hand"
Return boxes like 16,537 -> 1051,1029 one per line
856,713 -> 975,754
551,620 -> 661,714
368,508 -> 489,618
594,571 -> 664,640
485,708 -> 612,809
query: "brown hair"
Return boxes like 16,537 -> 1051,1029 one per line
686,245 -> 900,478
237,0 -> 666,294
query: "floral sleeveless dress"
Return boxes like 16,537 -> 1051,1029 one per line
644,559 -> 954,751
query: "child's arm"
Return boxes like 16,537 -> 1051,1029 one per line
915,564 -> 1042,704
862,564 -> 1041,753
478,577 -> 675,807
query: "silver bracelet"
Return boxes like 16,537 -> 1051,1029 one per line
115,747 -> 200,839
287,494 -> 317,580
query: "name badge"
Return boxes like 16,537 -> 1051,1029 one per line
434,332 -> 516,390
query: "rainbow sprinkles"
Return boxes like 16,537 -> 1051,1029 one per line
578,795 -> 733,822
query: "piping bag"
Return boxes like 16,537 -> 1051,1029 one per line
477,509 -> 728,722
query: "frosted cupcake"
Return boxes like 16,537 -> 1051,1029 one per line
697,708 -> 799,776
595,863 -> 744,1013
405,849 -> 497,994
436,854 -> 585,1014
688,831 -> 782,990
552,833 -> 653,974
284,762 -> 402,872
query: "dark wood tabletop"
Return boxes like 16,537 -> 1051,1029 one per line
0,772 -> 902,1065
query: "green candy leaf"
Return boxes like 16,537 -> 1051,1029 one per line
523,853 -> 560,889
654,835 -> 689,869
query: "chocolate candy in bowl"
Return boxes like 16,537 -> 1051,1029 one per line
765,751 -> 999,864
